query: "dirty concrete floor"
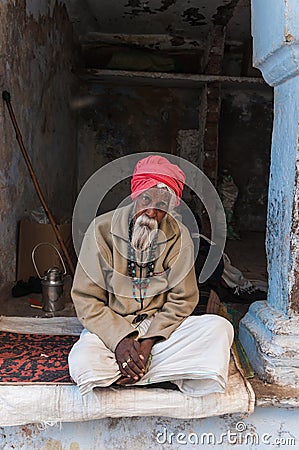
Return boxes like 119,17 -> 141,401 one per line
0,231 -> 267,318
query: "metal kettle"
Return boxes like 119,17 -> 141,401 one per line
32,243 -> 67,312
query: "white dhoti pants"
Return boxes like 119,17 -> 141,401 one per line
68,315 -> 234,396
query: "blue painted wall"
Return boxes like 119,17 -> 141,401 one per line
251,0 -> 285,66
266,77 -> 299,313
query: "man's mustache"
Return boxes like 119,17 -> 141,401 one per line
136,214 -> 157,228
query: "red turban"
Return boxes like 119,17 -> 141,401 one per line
131,156 -> 186,206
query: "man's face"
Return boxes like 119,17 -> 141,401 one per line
133,187 -> 172,224
131,187 -> 172,252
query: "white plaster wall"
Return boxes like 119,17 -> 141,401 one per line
0,1 -> 77,284
0,407 -> 298,449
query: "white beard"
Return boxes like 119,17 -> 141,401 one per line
131,214 -> 158,254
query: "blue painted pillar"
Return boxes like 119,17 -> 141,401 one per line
239,0 -> 299,386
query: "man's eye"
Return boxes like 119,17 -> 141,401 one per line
141,195 -> 151,204
157,202 -> 168,210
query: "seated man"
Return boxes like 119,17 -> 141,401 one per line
68,155 -> 233,396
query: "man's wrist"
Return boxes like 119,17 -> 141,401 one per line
115,335 -> 134,351
139,337 -> 158,346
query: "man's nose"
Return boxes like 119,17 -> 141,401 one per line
145,207 -> 157,218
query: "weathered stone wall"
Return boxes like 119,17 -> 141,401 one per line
77,83 -> 273,232
0,1 -> 77,283
77,84 -> 205,214
219,87 -> 273,232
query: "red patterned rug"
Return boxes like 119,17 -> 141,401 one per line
0,331 -> 79,383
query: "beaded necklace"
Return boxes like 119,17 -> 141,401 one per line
127,215 -> 158,309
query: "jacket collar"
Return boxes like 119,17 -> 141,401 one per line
110,204 -> 177,244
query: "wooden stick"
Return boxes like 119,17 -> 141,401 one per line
2,90 -> 75,276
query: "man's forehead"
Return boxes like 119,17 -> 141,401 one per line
141,186 -> 171,200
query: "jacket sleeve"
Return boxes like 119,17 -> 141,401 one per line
71,220 -> 138,352
139,240 -> 199,342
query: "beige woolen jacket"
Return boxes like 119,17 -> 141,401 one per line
71,204 -> 199,352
